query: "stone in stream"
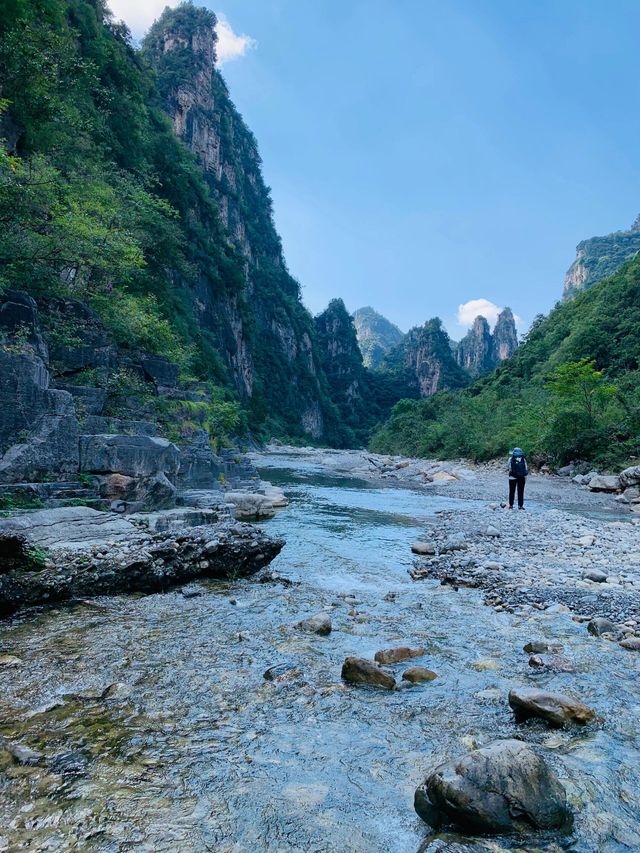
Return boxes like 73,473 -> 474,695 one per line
295,613 -> 332,635
587,617 -> 619,637
402,666 -> 437,683
414,739 -> 572,834
583,569 -> 607,583
620,637 -> 640,651
411,540 -> 436,555
341,656 -> 396,690
522,641 -> 563,654
374,646 -> 425,664
485,525 -> 500,537
528,654 -> 576,673
508,687 -> 596,726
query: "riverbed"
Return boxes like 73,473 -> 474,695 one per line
1,451 -> 639,851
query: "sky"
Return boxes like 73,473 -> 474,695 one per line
108,1 -> 640,339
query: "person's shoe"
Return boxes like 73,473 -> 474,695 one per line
508,505 -> 514,510
518,506 -> 525,510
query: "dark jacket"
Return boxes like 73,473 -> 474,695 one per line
508,453 -> 528,479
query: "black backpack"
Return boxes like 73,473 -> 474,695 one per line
511,455 -> 527,477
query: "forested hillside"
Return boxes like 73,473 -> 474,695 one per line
372,257 -> 640,468
0,0 -> 344,446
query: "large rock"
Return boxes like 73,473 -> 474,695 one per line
0,350 -> 79,483
588,474 -> 620,492
414,739 -> 572,834
341,656 -> 396,689
295,613 -> 332,635
95,471 -> 176,510
224,491 -> 276,519
175,431 -> 223,489
619,465 -> 640,488
0,507 -> 284,615
508,687 -> 596,726
79,434 -> 180,478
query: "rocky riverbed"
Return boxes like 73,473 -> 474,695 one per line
1,447 -> 639,851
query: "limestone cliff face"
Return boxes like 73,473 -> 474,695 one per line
454,309 -> 518,376
143,6 -> 334,439
492,308 -> 518,362
315,300 -> 367,412
455,316 -> 493,376
563,215 -> 640,300
352,307 -> 404,369
386,318 -> 469,398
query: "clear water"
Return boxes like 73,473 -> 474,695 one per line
0,454 -> 639,851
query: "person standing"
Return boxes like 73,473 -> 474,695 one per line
508,447 -> 528,510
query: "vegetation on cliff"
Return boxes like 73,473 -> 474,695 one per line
372,257 -> 640,468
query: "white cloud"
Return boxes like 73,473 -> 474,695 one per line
216,13 -> 256,66
108,0 -> 178,38
107,3 -> 256,64
456,298 -> 523,330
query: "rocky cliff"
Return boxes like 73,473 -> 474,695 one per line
142,5 -> 337,439
352,307 -> 404,369
384,318 -> 470,398
454,308 -> 518,376
563,214 -> 640,299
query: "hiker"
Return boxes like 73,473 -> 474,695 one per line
508,447 -> 528,510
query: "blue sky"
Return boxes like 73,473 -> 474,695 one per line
112,0 -> 640,339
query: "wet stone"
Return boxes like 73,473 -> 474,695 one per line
341,656 -> 396,690
263,663 -> 301,682
295,613 -> 332,635
508,687 -> 596,726
374,646 -> 425,665
588,617 -> 619,637
402,666 -> 437,683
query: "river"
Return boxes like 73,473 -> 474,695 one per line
1,451 -> 639,851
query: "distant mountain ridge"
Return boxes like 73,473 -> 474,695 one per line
454,308 -> 518,377
563,214 -> 640,299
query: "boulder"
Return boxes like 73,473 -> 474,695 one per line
341,656 -> 396,689
619,465 -> 640,489
583,569 -> 607,583
588,474 -> 620,492
79,434 -> 180,479
402,666 -> 437,683
95,471 -> 176,510
224,491 -> 276,519
588,616 -> 618,637
620,637 -> 640,651
440,533 -> 468,553
508,687 -> 596,726
175,430 -> 223,489
414,739 -> 571,834
295,613 -> 332,635
432,471 -> 457,483
412,540 -> 436,555
374,646 -> 425,664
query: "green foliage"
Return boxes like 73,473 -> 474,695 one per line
372,258 -> 640,469
0,494 -> 44,511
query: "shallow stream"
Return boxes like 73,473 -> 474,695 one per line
1,453 -> 639,851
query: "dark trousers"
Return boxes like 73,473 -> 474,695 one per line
509,476 -> 526,508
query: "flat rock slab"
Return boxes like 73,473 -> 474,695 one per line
0,508 -> 284,617
341,656 -> 396,689
0,506 -> 151,553
508,687 -> 596,726
414,739 -> 572,834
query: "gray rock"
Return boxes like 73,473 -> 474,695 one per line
0,349 -> 79,483
341,656 -> 396,689
588,474 -> 620,492
619,465 -> 640,488
224,491 -> 275,519
295,613 -> 332,635
56,383 -> 106,416
79,434 -> 180,479
620,637 -> 640,651
414,739 -> 571,833
485,525 -> 500,537
440,533 -> 468,553
412,540 -> 436,555
588,616 -> 618,637
374,646 -> 425,664
508,687 -> 596,726
263,663 -> 301,682
175,430 -> 224,489
583,569 -> 607,583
